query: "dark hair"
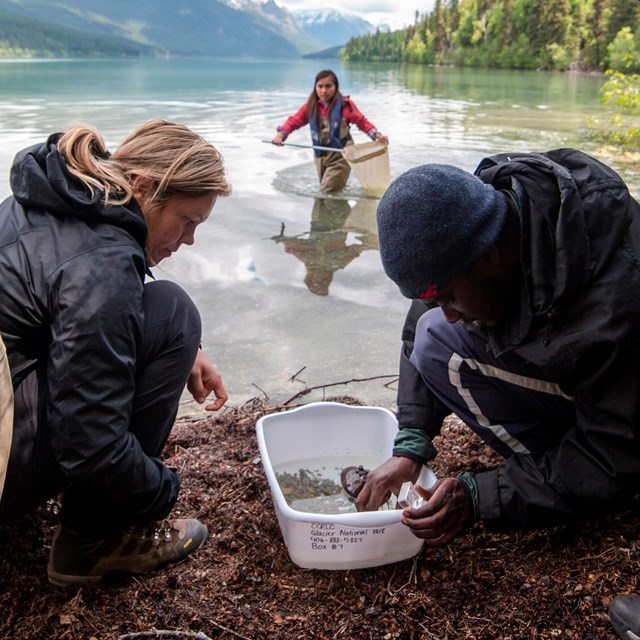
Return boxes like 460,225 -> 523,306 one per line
305,69 -> 342,124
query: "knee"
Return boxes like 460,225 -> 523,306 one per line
320,179 -> 346,194
412,308 -> 480,384
320,167 -> 350,193
416,307 -> 456,352
143,281 -> 201,347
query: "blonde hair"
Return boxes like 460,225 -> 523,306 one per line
57,120 -> 232,209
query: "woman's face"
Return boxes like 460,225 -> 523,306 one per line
315,76 -> 337,102
143,192 -> 218,266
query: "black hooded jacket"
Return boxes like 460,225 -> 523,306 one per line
0,136 -> 179,523
395,149 -> 640,530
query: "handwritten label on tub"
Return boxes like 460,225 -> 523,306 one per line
309,523 -> 386,550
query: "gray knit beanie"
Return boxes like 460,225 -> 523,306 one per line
376,163 -> 508,300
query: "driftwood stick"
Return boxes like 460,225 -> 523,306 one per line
289,365 -> 307,382
282,374 -> 397,405
116,630 -> 214,640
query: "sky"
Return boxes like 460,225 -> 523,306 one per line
274,0 -> 434,31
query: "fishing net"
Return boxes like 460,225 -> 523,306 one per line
342,141 -> 391,197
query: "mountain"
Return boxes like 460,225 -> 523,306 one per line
0,0 -> 375,58
0,6 -> 158,57
220,0 -> 324,54
223,2 -> 377,51
302,45 -> 342,60
0,0 -> 299,57
292,8 -> 375,48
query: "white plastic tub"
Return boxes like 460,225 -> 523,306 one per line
256,402 -> 436,570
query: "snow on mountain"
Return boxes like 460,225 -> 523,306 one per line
220,0 -> 325,53
221,1 -> 375,51
292,8 -> 375,47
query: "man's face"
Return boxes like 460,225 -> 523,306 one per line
432,253 -> 516,329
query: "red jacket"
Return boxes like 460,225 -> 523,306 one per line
278,96 -> 378,140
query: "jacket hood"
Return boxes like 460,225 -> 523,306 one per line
10,134 -> 147,248
475,149 -> 635,316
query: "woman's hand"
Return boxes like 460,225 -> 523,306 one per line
375,132 -> 389,145
187,349 -> 228,411
401,477 -> 473,547
272,131 -> 286,146
355,456 -> 422,512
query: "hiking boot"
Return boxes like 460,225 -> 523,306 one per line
340,465 -> 369,501
47,518 -> 208,587
610,595 -> 640,640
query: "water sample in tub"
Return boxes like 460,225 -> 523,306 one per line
274,454 -> 394,515
289,492 -> 356,514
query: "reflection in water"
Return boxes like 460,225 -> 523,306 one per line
272,197 -> 379,296
272,161 -> 382,200
2,59 -> 630,410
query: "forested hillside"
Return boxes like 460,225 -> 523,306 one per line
0,0 -> 299,58
0,7 -> 158,57
342,0 -> 640,72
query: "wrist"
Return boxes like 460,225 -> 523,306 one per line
457,471 -> 480,524
393,427 -> 437,462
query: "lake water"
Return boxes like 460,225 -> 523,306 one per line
0,58 -> 637,412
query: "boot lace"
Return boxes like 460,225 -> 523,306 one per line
130,519 -> 173,547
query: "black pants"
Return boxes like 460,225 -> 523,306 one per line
0,280 -> 201,535
411,307 -> 576,457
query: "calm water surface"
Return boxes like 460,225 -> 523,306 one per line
0,58 -> 636,411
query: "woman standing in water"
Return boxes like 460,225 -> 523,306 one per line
272,69 -> 388,194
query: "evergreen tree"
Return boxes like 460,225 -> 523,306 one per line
583,0 -> 608,68
432,0 -> 449,62
605,0 -> 640,43
339,0 -> 639,71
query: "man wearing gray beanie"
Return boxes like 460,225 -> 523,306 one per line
376,163 -> 511,304
355,151 -> 640,625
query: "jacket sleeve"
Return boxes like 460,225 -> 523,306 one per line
476,325 -> 640,531
341,98 -> 378,139
278,103 -> 309,137
47,245 -> 179,524
392,300 -> 449,463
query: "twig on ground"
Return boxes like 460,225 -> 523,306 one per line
289,366 -> 306,382
282,374 -> 397,405
383,377 -> 399,389
208,620 -> 255,640
116,630 -> 213,640
386,564 -> 399,594
251,383 -> 269,400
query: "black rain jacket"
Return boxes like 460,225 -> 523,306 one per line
0,135 -> 179,523
395,149 -> 640,530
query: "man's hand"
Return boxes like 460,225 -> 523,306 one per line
401,477 -> 473,547
356,456 -> 422,512
187,350 -> 228,412
272,131 -> 285,146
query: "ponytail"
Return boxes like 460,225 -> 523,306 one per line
57,125 -> 133,205
56,120 -> 231,209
